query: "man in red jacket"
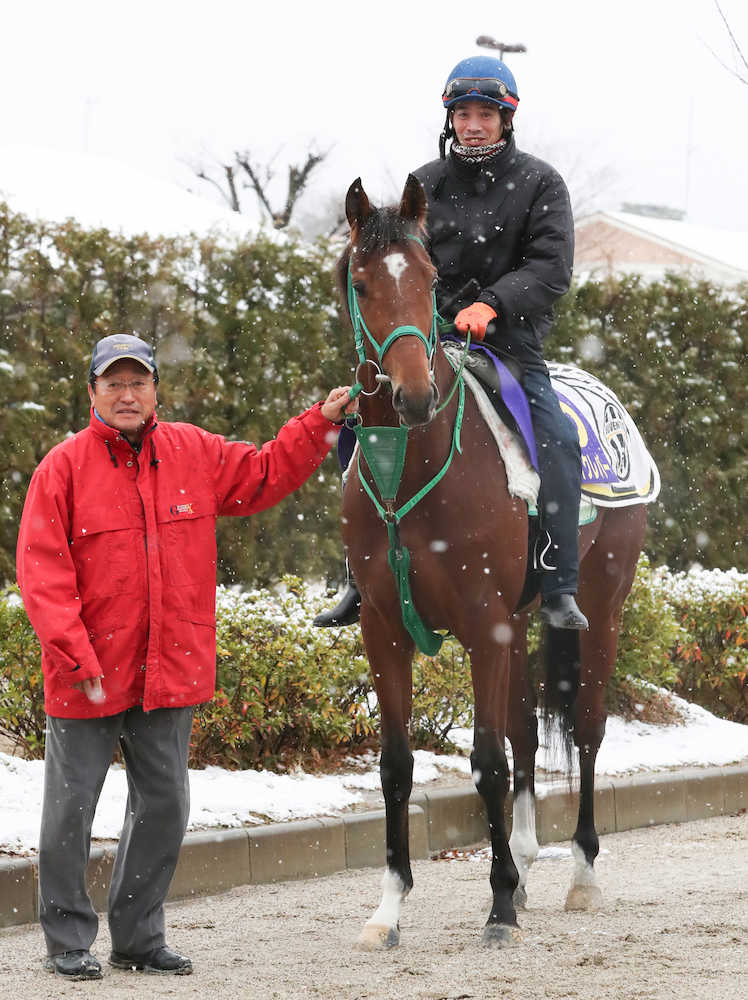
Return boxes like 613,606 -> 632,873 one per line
17,333 -> 355,980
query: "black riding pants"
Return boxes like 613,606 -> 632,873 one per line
523,367 -> 582,596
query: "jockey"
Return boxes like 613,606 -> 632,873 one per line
314,55 -> 588,631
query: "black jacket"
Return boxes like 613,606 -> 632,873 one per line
414,135 -> 574,371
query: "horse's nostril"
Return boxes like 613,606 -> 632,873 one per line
393,386 -> 404,410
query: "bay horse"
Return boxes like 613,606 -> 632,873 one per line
340,175 -> 646,949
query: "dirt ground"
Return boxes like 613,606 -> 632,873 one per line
1,813 -> 745,1000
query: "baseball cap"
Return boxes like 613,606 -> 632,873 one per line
90,334 -> 157,377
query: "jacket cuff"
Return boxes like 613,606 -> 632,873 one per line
477,289 -> 500,312
56,652 -> 102,684
310,400 -> 344,429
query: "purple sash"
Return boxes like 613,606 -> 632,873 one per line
442,337 -> 538,470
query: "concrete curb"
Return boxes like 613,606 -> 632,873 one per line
1,763 -> 746,930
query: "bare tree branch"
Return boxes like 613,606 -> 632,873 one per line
279,152 -> 326,228
223,165 -> 241,213
192,146 -> 330,229
193,161 -> 242,212
712,1 -> 748,84
235,152 -> 277,222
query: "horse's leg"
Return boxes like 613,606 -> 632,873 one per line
356,604 -> 416,951
505,612 -> 539,910
468,630 -> 520,947
566,507 -> 646,912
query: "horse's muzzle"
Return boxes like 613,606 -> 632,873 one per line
392,380 -> 439,428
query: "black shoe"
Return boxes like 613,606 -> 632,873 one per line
109,946 -> 193,975
539,593 -> 589,630
313,583 -> 361,627
44,950 -> 102,980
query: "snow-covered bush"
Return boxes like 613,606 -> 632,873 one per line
1,563 -> 744,767
650,564 -> 748,722
192,579 -> 376,769
0,586 -> 45,757
197,579 -> 474,768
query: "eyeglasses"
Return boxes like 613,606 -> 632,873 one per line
95,377 -> 156,396
443,77 -> 518,108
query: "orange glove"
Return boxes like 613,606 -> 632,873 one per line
454,302 -> 497,340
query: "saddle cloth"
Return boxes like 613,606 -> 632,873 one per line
548,363 -> 661,507
443,344 -> 660,512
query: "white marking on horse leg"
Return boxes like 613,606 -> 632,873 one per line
384,252 -> 408,291
356,869 -> 407,951
565,841 -> 603,911
509,789 -> 538,907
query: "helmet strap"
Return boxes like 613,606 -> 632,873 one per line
439,110 -> 454,160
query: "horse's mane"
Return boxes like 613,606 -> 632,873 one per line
336,206 -> 426,319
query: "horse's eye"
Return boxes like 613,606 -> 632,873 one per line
352,281 -> 366,296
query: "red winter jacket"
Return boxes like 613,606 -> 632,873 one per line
17,405 -> 339,719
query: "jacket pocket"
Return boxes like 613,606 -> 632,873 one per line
157,494 -> 217,588
70,506 -> 143,600
176,610 -> 216,629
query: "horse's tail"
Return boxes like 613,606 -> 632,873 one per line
541,626 -> 580,774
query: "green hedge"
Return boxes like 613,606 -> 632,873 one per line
1,562 -> 745,767
1,203 -> 745,587
0,204 -> 351,588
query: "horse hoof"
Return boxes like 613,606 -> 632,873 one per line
356,923 -> 400,951
565,884 -> 603,912
482,924 -> 520,949
513,884 -> 528,910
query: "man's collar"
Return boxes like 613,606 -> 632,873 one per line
88,407 -> 158,450
449,132 -> 516,179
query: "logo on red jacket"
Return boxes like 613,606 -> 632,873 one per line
170,502 -> 194,515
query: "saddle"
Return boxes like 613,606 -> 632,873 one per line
445,342 -> 661,510
462,345 -> 524,393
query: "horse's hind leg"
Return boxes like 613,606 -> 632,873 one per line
356,607 -> 415,951
468,633 -> 520,947
506,612 -> 539,910
566,506 -> 646,912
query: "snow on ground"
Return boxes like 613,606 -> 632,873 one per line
1,691 -> 746,856
0,144 -> 260,239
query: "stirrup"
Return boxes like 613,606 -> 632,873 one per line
312,583 -> 361,627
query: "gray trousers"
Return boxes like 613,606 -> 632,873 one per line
39,705 -> 193,957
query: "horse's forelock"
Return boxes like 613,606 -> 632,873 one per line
336,206 -> 426,316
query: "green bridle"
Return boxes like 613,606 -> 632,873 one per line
344,235 -> 470,655
346,235 -> 439,389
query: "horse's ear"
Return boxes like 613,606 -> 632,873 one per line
399,174 -> 427,226
345,178 -> 373,230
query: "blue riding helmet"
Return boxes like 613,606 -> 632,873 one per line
442,56 -> 519,111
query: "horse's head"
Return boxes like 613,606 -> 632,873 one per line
342,175 -> 439,428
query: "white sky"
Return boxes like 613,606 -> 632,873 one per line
2,0 -> 748,230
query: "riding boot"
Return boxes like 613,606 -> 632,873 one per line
313,562 -> 361,627
523,368 -> 588,631
538,592 -> 588,630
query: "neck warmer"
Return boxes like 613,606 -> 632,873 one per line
451,138 -> 507,165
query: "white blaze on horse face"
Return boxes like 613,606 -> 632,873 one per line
384,252 -> 409,291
